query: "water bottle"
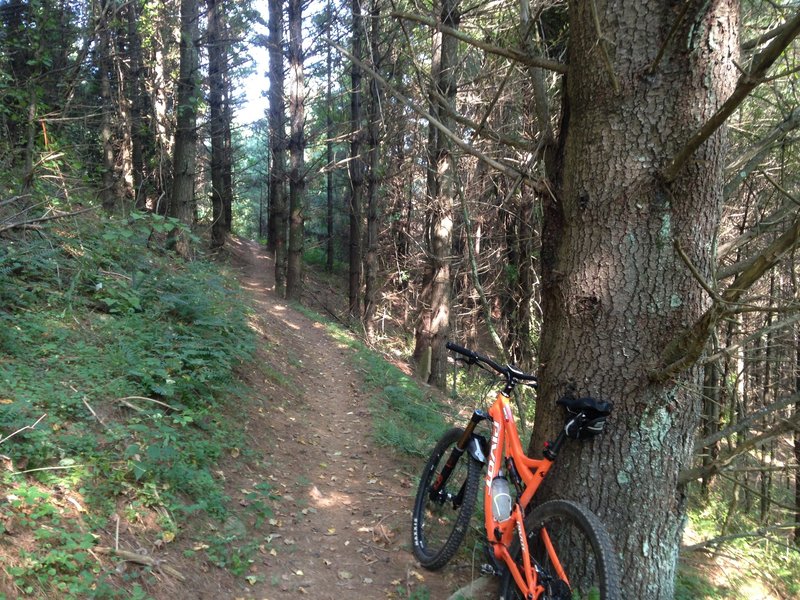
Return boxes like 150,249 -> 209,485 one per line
491,474 -> 512,522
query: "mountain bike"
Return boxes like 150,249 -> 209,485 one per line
411,342 -> 620,600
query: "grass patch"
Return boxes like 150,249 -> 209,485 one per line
0,212 -> 256,597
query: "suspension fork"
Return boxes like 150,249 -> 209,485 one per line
429,410 -> 489,502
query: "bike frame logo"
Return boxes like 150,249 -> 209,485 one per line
516,517 -> 527,555
485,418 -> 501,490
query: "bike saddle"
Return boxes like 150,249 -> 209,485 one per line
557,396 -> 612,416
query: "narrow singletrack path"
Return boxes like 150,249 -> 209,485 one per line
154,238 -> 489,600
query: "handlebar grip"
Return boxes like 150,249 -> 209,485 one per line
445,341 -> 474,358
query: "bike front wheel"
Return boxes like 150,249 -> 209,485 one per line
500,499 -> 619,600
411,427 -> 481,570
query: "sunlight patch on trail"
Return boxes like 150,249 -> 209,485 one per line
309,484 -> 354,509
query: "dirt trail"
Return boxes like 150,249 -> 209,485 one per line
155,238 -> 489,600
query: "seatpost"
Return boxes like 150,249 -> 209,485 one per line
543,429 -> 567,460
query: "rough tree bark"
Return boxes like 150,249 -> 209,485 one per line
207,0 -> 227,248
126,0 -> 149,210
348,0 -> 365,318
412,0 -> 459,388
285,0 -> 305,301
529,1 -> 739,597
325,0 -> 335,274
169,0 -> 200,258
267,0 -> 288,294
363,0 -> 382,341
795,322 -> 800,547
96,0 -> 118,213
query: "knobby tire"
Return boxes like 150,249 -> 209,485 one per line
411,427 -> 481,570
500,499 -> 620,600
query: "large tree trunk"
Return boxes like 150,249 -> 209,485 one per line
412,0 -> 459,388
530,1 -> 739,597
169,0 -> 200,258
285,0 -> 305,301
267,0 -> 288,294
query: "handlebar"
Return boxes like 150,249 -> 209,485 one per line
446,341 -> 538,388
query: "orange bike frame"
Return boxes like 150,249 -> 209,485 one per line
483,390 -> 554,599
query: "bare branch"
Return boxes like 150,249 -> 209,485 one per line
702,314 -> 800,366
662,8 -> 800,182
717,198 -> 798,263
683,524 -> 797,552
696,392 -> 800,448
390,11 -> 567,74
679,412 -> 800,484
674,240 -> 721,302
720,213 -> 800,305
456,173 -> 510,364
742,17 -> 797,51
429,85 -> 534,152
327,39 -> 533,183
646,0 -> 692,75
588,0 -> 620,93
652,212 -> 800,381
724,108 -> 800,198
0,206 -> 99,234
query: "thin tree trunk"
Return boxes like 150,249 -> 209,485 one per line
285,0 -> 305,300
325,0 -> 335,274
795,315 -> 800,546
21,88 -> 36,193
222,51 -> 234,232
126,0 -> 148,210
348,0 -> 365,318
97,0 -> 118,213
268,0 -> 288,294
412,0 -> 459,388
701,360 -> 721,498
759,274 -> 776,522
169,0 -> 200,258
363,0 -> 381,340
207,0 -> 226,248
150,0 -> 174,212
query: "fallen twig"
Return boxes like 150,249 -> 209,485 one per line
0,413 -> 47,446
115,396 -> 181,412
0,206 -> 98,234
95,546 -> 186,582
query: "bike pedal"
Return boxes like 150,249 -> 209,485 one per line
479,563 -> 497,576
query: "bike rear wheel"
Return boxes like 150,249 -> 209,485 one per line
500,499 -> 619,600
411,427 -> 481,570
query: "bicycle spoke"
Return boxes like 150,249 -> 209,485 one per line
412,428 -> 481,570
500,500 -> 618,600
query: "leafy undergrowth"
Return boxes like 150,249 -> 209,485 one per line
676,485 -> 800,599
0,212 -> 256,598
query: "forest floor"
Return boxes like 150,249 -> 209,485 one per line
148,237 -> 496,600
